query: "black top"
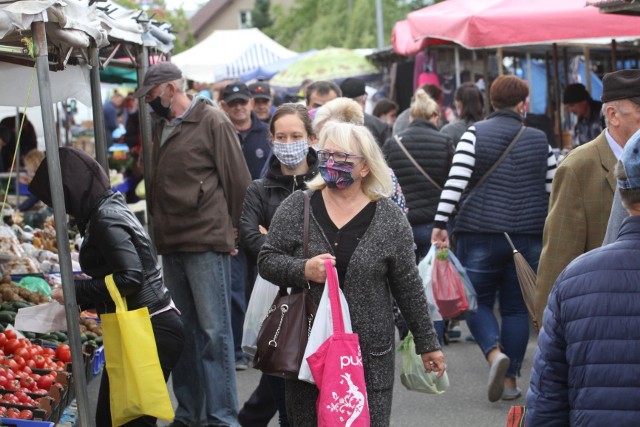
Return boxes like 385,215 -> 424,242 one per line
311,191 -> 376,285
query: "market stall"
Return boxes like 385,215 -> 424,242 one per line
0,0 -> 174,424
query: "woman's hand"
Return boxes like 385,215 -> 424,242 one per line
421,350 -> 446,378
258,225 -> 268,235
51,288 -> 64,304
431,228 -> 450,249
304,254 -> 336,284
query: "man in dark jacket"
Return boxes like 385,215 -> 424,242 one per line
527,129 -> 640,427
340,77 -> 390,147
134,62 -> 251,427
220,80 -> 272,371
562,83 -> 603,147
220,81 -> 271,180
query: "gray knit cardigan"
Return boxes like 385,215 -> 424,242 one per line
258,190 -> 441,426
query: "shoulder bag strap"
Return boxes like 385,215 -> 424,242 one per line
394,135 -> 442,191
303,191 -> 310,258
468,126 -> 526,194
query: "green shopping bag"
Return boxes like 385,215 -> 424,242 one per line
101,275 -> 174,426
398,332 -> 449,394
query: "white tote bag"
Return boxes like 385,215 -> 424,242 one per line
242,274 -> 280,357
298,277 -> 353,384
417,244 -> 442,322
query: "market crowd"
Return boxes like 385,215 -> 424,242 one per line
42,59 -> 640,426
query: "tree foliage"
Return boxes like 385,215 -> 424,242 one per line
252,0 -> 274,30
265,0 -> 437,50
112,0 -> 195,54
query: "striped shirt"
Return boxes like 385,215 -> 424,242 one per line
434,126 -> 557,226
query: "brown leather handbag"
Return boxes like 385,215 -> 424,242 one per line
252,192 -> 318,379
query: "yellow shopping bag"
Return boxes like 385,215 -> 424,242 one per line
101,275 -> 174,426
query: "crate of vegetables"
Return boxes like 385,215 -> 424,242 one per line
0,419 -> 53,426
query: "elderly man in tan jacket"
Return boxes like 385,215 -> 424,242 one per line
536,69 -> 640,325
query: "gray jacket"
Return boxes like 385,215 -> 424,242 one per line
603,188 -> 628,245
258,190 -> 440,426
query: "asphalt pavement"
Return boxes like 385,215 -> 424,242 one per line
86,319 -> 536,427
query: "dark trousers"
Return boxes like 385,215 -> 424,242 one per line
95,309 -> 184,427
239,374 -> 289,427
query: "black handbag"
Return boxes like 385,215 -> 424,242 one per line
252,192 -> 318,379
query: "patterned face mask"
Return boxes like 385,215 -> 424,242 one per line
319,157 -> 357,190
273,140 -> 309,169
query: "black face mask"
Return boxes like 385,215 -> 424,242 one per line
149,95 -> 171,119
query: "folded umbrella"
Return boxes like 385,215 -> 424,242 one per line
504,233 -> 539,333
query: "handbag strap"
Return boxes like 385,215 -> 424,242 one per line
468,126 -> 526,194
104,274 -> 128,312
393,135 -> 442,191
303,191 -> 310,258
278,192 -> 311,294
325,259 -> 345,334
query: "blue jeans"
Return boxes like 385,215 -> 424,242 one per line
163,252 -> 239,426
455,233 -> 541,378
231,248 -> 248,361
412,222 -> 434,262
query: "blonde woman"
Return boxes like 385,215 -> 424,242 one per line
258,121 -> 445,427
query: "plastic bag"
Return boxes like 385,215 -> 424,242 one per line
432,248 -> 469,319
17,276 -> 51,297
398,332 -> 449,394
15,301 -> 66,333
241,274 -> 280,357
417,245 -> 442,322
298,273 -> 353,384
448,251 -> 477,319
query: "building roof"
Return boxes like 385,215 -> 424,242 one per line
589,0 -> 640,15
190,0 -> 232,38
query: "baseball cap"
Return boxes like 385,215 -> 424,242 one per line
222,82 -> 251,103
249,82 -> 272,100
562,83 -> 591,105
133,62 -> 182,98
619,128 -> 640,190
601,69 -> 640,105
339,78 -> 366,99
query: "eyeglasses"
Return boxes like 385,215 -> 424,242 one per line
316,150 -> 364,164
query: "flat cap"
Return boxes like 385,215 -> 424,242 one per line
619,128 -> 640,190
601,69 -> 640,104
133,62 -> 182,98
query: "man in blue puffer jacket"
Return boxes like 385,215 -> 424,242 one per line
527,128 -> 640,427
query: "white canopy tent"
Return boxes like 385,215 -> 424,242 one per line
173,28 -> 297,82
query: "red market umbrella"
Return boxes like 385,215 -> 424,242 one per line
404,0 -> 640,52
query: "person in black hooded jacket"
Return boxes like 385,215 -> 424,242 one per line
28,147 -> 184,427
238,103 -> 318,427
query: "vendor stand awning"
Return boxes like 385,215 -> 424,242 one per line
399,0 -> 640,53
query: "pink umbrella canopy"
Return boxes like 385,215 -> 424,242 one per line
404,0 -> 640,52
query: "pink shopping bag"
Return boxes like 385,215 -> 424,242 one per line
307,259 -> 370,427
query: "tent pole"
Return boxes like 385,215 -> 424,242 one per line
611,39 -> 618,71
526,52 -> 533,113
14,109 -> 20,206
454,46 -> 461,87
497,48 -> 504,76
552,43 -> 562,148
137,45 -> 155,242
583,46 -> 592,94
89,46 -> 109,172
30,20 -> 94,427
483,50 -> 490,113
